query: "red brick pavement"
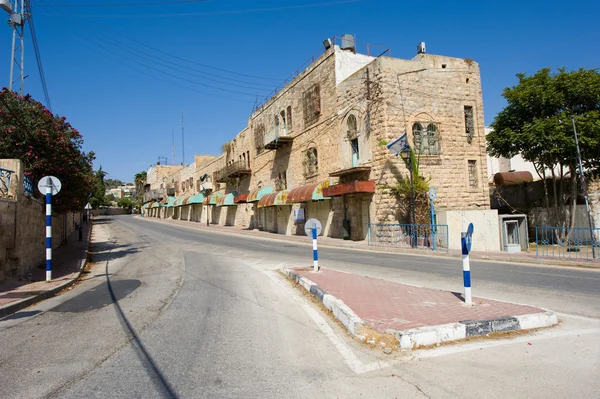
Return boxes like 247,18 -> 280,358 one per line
296,268 -> 544,332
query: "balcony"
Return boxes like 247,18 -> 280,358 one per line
329,165 -> 372,177
215,161 -> 252,182
264,125 -> 293,150
143,188 -> 166,202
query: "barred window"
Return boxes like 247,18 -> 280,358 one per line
464,106 -> 474,143
412,122 -> 439,155
254,124 -> 265,152
468,160 -> 478,188
303,84 -> 321,126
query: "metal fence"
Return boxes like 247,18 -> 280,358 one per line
24,175 -> 34,196
536,226 -> 600,261
0,168 -> 14,197
368,223 -> 449,251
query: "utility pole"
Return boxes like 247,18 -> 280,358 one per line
171,128 -> 175,166
5,0 -> 27,94
181,109 -> 185,166
572,117 -> 597,259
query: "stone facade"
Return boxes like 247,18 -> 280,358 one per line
144,43 -> 493,244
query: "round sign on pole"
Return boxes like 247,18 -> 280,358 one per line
37,176 -> 62,196
304,218 -> 322,237
428,187 -> 437,201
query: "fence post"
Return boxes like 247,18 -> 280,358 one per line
461,223 -> 474,305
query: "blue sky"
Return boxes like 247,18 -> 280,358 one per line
1,0 -> 599,183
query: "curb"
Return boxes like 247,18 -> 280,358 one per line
0,224 -> 92,319
394,312 -> 558,349
281,267 -> 366,339
281,267 -> 559,350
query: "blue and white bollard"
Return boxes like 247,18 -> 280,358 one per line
461,223 -> 474,305
312,227 -> 319,272
45,185 -> 52,282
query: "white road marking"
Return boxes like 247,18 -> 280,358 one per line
263,269 -> 390,375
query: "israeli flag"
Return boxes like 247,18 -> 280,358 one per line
386,133 -> 410,156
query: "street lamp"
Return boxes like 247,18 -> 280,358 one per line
400,146 -> 417,248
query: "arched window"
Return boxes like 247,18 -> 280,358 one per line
412,122 -> 423,152
347,114 -> 358,139
286,106 -> 292,131
426,123 -> 439,155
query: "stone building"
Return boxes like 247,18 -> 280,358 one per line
145,38 -> 498,250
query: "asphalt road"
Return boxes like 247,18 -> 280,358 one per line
1,215 -> 598,398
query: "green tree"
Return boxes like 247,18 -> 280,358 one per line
89,167 -> 107,209
134,170 -> 147,203
104,178 -> 124,189
117,196 -> 133,209
0,89 -> 95,212
487,67 -> 600,229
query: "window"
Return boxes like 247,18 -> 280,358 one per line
254,124 -> 265,151
280,110 -> 287,135
347,114 -> 358,140
276,171 -> 287,190
412,122 -> 439,155
468,160 -> 478,188
305,148 -> 318,176
247,151 -> 250,168
464,106 -> 474,143
303,84 -> 321,126
286,106 -> 292,131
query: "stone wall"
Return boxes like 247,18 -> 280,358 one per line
0,159 -> 81,281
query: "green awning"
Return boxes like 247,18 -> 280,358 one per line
217,192 -> 237,207
208,191 -> 223,205
151,202 -> 160,208
174,196 -> 186,207
164,196 -> 177,208
247,185 -> 273,202
185,193 -> 205,205
142,203 -> 149,209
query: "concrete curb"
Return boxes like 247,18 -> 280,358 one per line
281,266 -> 559,350
0,224 -> 92,319
394,311 -> 558,349
281,267 -> 366,339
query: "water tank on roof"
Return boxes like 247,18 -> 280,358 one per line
493,171 -> 533,186
0,0 -> 12,14
341,34 -> 355,53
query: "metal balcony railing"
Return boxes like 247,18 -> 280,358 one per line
263,125 -> 292,150
216,160 -> 252,182
144,188 -> 166,202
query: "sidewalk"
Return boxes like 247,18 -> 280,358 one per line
283,267 -> 557,349
139,215 -> 600,269
0,221 -> 91,318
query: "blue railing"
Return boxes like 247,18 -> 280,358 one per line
0,168 -> 14,197
536,226 -> 599,261
24,175 -> 34,196
368,223 -> 449,251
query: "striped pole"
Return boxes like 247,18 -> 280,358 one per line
461,232 -> 471,305
312,227 -> 319,272
45,183 -> 52,282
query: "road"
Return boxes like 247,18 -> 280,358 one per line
1,215 -> 599,398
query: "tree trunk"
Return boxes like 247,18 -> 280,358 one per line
551,168 -> 559,226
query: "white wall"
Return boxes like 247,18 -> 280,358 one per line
437,209 -> 500,252
334,46 -> 375,85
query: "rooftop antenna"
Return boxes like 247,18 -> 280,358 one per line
181,109 -> 185,166
171,128 -> 175,165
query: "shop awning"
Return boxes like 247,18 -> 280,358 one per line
234,194 -> 248,203
174,196 -> 187,207
208,191 -> 223,205
322,180 -> 375,197
151,201 -> 160,208
165,196 -> 177,208
286,180 -> 333,203
142,203 -> 149,209
247,185 -> 274,202
184,193 -> 204,205
217,192 -> 237,207
258,190 -> 290,208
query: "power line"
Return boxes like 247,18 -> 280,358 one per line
36,14 -> 255,103
39,12 -> 266,98
35,0 -> 285,82
36,0 -> 363,19
28,11 -> 52,112
37,0 -> 209,7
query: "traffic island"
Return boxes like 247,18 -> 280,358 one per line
281,267 -> 558,350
